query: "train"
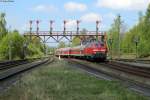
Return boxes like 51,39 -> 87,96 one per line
55,34 -> 108,61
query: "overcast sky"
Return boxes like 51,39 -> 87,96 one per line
0,0 -> 149,33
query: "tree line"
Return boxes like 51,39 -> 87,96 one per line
108,4 -> 150,58
0,13 -> 45,60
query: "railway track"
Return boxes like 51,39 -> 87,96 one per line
0,57 -> 53,93
0,57 -> 48,70
0,57 -> 52,80
103,61 -> 150,78
115,58 -> 150,64
0,60 -> 32,70
67,58 -> 150,96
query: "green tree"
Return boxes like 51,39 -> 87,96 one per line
23,35 -> 45,57
0,30 -> 45,60
27,43 -> 44,58
0,31 -> 25,59
122,4 -> 150,57
58,41 -> 66,48
0,13 -> 45,60
71,28 -> 88,46
0,13 -> 7,39
141,4 -> 150,56
108,15 -> 123,57
72,37 -> 80,46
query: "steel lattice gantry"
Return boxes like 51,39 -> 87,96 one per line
24,31 -> 107,44
23,20 -> 106,44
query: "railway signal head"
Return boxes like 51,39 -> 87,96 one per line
29,20 -> 33,24
64,20 -> 68,24
133,36 -> 139,44
77,20 -> 81,24
96,20 -> 101,24
96,20 -> 101,30
36,20 -> 40,24
50,20 -> 54,24
63,20 -> 68,28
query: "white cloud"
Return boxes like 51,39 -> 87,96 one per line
60,20 -> 76,30
97,0 -> 150,11
32,4 -> 57,12
66,20 -> 76,28
80,13 -> 102,23
60,19 -> 77,30
64,2 -> 87,12
103,13 -> 116,20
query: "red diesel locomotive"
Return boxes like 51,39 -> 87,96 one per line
55,34 -> 108,61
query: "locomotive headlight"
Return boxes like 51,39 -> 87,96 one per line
93,49 -> 106,52
100,49 -> 106,52
93,49 -> 99,52
93,51 -> 97,54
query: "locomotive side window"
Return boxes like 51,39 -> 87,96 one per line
95,43 -> 99,48
100,43 -> 104,46
91,43 -> 95,48
98,41 -> 104,47
86,43 -> 91,48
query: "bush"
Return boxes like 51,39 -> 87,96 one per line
0,31 -> 25,59
0,31 -> 45,60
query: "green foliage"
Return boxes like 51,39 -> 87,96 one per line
26,36 -> 45,57
71,37 -> 81,46
27,43 -> 44,58
0,29 -> 45,60
0,13 -> 7,39
108,15 -> 123,56
47,47 -> 56,55
0,31 -> 45,60
0,13 -> 45,60
121,4 -> 150,57
108,4 -> 150,58
58,41 -> 66,48
71,28 -> 88,46
0,31 -> 25,59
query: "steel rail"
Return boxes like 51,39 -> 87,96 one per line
0,57 -> 47,70
66,58 -> 150,96
103,62 -> 150,78
115,59 -> 150,64
0,57 -> 52,80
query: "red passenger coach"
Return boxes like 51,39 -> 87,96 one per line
70,46 -> 84,57
55,33 -> 108,61
56,47 -> 71,57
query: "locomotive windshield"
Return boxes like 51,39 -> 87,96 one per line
95,42 -> 104,47
85,41 -> 104,48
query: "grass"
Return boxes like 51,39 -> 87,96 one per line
0,59 -> 148,100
